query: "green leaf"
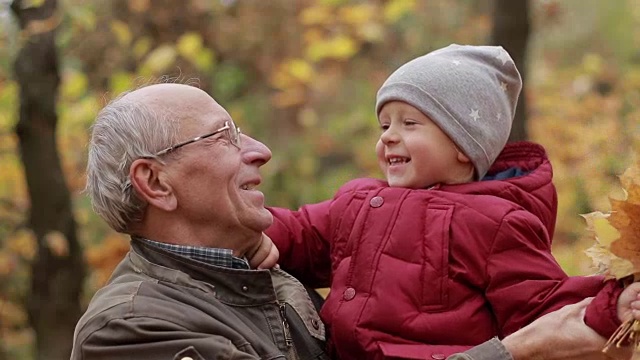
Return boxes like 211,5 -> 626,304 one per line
212,64 -> 247,101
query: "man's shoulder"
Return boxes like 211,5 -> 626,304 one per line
73,274 -> 211,350
74,276 -> 153,335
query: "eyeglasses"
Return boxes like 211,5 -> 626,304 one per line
154,121 -> 241,156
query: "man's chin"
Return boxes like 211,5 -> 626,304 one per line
255,209 -> 274,230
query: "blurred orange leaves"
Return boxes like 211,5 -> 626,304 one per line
85,233 -> 130,287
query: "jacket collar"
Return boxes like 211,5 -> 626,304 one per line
128,238 -> 277,305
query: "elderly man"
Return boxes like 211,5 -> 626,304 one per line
72,83 -> 635,360
72,83 -> 327,360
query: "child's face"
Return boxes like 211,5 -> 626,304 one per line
376,101 -> 471,189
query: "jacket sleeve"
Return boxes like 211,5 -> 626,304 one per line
485,209 -> 621,338
446,338 -> 513,360
267,200 -> 334,288
584,279 -> 624,338
375,343 -> 475,359
73,317 -> 259,360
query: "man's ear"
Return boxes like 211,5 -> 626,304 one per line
129,159 -> 177,211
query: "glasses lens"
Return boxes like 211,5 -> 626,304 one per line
228,122 -> 240,147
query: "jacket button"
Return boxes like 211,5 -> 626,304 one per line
241,286 -> 248,292
343,287 -> 356,301
181,357 -> 194,360
431,354 -> 445,360
311,318 -> 320,329
370,196 -> 384,208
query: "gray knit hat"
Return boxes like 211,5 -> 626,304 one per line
375,44 -> 522,180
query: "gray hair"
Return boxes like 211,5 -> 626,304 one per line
85,93 -> 179,233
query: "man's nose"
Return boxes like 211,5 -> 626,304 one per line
240,133 -> 272,166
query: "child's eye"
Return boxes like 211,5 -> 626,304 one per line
404,119 -> 417,126
380,123 -> 390,131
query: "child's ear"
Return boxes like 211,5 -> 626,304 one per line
456,149 -> 471,164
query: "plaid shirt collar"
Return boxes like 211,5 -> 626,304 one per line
138,237 -> 250,270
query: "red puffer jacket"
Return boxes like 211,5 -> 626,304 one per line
267,141 -> 620,360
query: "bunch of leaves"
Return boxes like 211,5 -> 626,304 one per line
583,157 -> 640,355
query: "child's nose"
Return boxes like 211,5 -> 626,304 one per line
380,128 -> 400,144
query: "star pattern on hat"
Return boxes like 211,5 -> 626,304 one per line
469,109 -> 480,121
496,50 -> 511,65
500,82 -> 508,91
497,112 -> 503,121
452,60 -> 461,66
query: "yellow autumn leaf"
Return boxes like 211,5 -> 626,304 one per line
307,36 -> 358,62
582,211 -> 620,246
327,35 -> 358,60
610,208 -> 640,269
139,45 -> 177,76
306,41 -> 328,62
44,231 -> 69,257
133,37 -> 152,60
609,256 -> 637,280
61,70 -> 88,100
110,72 -> 134,95
597,158 -> 640,360
6,228 -> 37,261
584,243 -> 635,280
619,159 -> 640,204
338,4 -> 375,25
177,32 -> 203,59
110,20 -> 132,47
300,5 -> 334,26
286,59 -> 315,84
384,0 -> 417,23
192,48 -> 216,72
584,157 -> 640,280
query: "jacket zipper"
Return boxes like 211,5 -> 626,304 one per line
279,303 -> 293,347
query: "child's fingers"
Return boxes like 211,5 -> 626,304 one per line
257,246 -> 280,269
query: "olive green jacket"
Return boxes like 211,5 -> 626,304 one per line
71,239 -> 328,360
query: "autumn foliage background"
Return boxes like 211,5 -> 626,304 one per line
0,0 -> 640,358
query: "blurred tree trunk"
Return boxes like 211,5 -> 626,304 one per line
491,0 -> 531,142
10,1 -> 85,359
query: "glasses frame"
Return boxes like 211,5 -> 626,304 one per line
153,121 -> 241,156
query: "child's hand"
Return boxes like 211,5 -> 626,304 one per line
247,233 -> 280,269
617,282 -> 640,323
